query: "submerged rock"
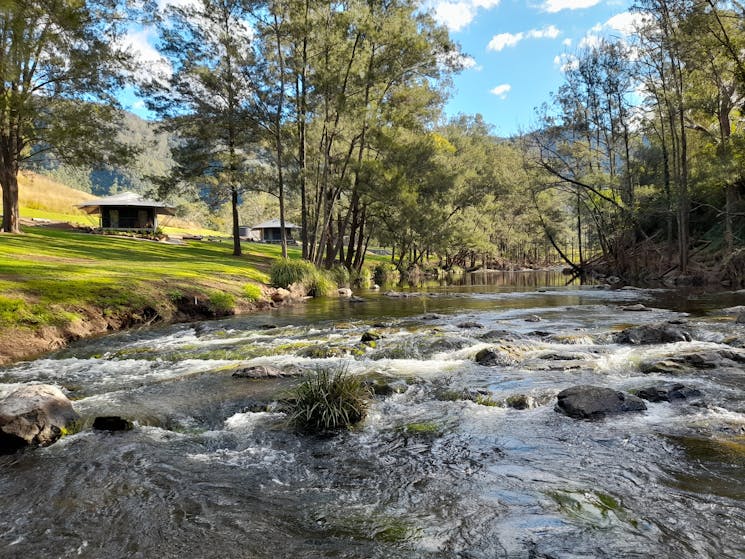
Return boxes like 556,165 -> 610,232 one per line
93,416 -> 134,431
621,304 -> 650,312
613,323 -> 692,345
457,321 -> 484,329
524,315 -> 542,323
232,365 -> 291,379
505,394 -> 533,410
634,384 -> 702,403
479,329 -> 524,342
0,384 -> 80,452
555,385 -> 647,419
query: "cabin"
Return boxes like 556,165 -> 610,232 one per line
77,192 -> 175,232
244,219 -> 301,243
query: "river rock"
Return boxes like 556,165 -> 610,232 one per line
640,349 -> 742,374
427,336 -> 471,353
93,416 -> 134,431
505,394 -> 533,410
475,347 -> 517,367
0,385 -> 80,451
271,288 -> 291,303
524,315 -> 542,323
621,304 -> 650,312
337,288 -> 353,297
555,385 -> 647,419
361,330 -> 382,343
232,365 -> 290,379
479,329 -> 525,342
634,384 -> 702,403
457,321 -> 484,329
613,323 -> 692,345
737,313 -> 745,324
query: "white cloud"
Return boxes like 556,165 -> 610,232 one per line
554,53 -> 579,72
562,38 -> 572,47
578,33 -> 602,49
438,50 -> 481,71
433,0 -> 500,32
542,0 -> 601,13
490,83 -> 511,99
528,25 -> 561,39
487,25 -> 561,52
459,55 -> 480,70
488,32 -> 523,52
434,2 -> 477,32
121,26 -> 172,81
604,12 -> 647,35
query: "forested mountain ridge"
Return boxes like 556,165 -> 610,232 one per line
29,111 -> 173,197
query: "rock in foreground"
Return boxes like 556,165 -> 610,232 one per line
0,384 -> 79,452
555,385 -> 647,419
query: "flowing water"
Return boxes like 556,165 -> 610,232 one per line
1,271 -> 745,558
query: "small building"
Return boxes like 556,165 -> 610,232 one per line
77,192 -> 175,231
244,219 -> 301,243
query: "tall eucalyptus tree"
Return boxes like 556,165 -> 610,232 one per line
143,0 -> 259,256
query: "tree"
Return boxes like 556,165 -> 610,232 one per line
0,0 -> 137,233
144,0 -> 259,256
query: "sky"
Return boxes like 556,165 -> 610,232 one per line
122,0 -> 641,138
433,0 -> 638,136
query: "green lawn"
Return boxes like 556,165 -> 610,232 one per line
0,227 -> 304,332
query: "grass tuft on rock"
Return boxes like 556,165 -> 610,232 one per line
284,366 -> 372,433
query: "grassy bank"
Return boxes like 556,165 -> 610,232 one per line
0,226 -> 303,364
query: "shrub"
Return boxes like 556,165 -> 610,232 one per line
207,290 -> 235,314
373,262 -> 400,286
269,258 -> 337,297
243,283 -> 264,302
305,268 -> 337,297
329,265 -> 351,288
284,366 -> 372,433
269,258 -> 316,288
351,267 -> 373,288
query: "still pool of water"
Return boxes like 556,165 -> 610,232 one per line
1,272 -> 744,558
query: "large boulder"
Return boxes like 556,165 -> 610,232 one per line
613,323 -> 692,345
0,385 -> 79,452
555,385 -> 647,419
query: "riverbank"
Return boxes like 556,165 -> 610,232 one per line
0,226 -> 302,365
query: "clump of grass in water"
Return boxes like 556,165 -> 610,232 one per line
284,365 -> 372,433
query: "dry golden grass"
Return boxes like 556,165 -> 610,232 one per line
17,171 -> 211,233
19,172 -> 90,215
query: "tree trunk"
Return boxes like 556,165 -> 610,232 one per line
0,167 -> 20,234
231,186 -> 241,256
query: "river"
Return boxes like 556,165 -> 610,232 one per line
1,271 -> 744,558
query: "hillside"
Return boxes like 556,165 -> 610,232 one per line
17,171 -> 219,236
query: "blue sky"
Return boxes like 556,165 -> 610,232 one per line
435,0 -> 638,136
122,0 -> 640,138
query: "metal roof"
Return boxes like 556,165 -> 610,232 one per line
77,192 -> 176,215
249,219 -> 301,230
